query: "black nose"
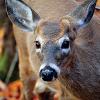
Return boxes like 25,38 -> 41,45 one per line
40,66 -> 58,81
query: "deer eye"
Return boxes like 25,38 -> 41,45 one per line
35,41 -> 41,49
59,36 -> 70,54
61,39 -> 69,49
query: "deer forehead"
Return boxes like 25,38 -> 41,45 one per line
35,20 -> 70,41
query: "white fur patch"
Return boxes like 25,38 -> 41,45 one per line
62,47 -> 70,54
36,49 -> 41,53
34,80 -> 47,93
39,63 -> 60,75
58,35 -> 70,46
39,63 -> 46,72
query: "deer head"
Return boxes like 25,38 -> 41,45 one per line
6,0 -> 97,82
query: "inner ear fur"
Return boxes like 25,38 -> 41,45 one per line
6,0 -> 40,32
63,0 -> 97,30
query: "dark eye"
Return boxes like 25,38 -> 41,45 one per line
35,41 -> 41,49
61,39 -> 69,49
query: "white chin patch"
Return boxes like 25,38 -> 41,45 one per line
36,49 -> 41,53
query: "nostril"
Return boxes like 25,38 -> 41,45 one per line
40,69 -> 53,81
39,66 -> 58,81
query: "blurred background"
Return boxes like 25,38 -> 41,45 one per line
0,0 -> 99,100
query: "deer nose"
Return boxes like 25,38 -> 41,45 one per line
39,66 -> 58,81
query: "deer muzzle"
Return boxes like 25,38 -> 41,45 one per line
39,63 -> 60,82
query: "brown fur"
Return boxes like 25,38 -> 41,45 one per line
59,16 -> 100,100
12,0 -> 78,100
5,0 -> 100,100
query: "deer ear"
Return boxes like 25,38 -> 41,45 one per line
6,0 -> 40,32
67,0 -> 97,29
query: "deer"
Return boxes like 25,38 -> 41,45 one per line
5,0 -> 100,100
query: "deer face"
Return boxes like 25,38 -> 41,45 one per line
33,20 -> 73,81
6,0 -> 97,82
